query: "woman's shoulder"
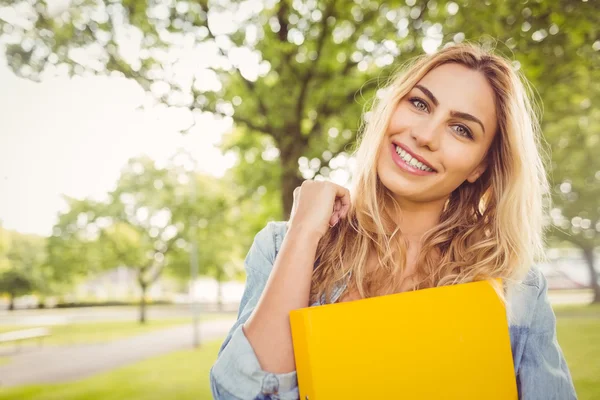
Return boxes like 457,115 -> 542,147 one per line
521,264 -> 543,289
255,220 -> 288,253
506,264 -> 547,327
245,221 -> 289,274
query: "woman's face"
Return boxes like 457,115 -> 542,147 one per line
377,62 -> 498,206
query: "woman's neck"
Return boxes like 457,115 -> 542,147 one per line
392,196 -> 447,243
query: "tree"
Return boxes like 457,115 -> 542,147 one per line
0,269 -> 35,310
544,102 -> 600,302
47,153 -> 254,320
3,0 -> 599,299
0,226 -> 47,310
49,155 -> 189,322
166,150 -> 280,308
2,0 -> 598,212
0,222 -> 12,272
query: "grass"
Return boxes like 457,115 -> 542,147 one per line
0,356 -> 9,366
554,302 -> 600,318
556,305 -> 600,400
0,339 -> 223,400
0,306 -> 598,399
0,313 -> 235,348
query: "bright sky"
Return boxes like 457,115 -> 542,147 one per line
0,54 -> 234,237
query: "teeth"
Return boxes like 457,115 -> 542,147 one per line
394,145 -> 434,172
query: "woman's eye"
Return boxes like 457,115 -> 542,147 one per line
410,97 -> 428,112
453,125 -> 473,138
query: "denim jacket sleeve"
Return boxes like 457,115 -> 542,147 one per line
516,268 -> 577,400
209,221 -> 300,400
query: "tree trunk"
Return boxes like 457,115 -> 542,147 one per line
8,293 -> 14,311
139,284 -> 148,324
582,247 -> 600,303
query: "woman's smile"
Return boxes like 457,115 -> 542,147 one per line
390,143 -> 437,176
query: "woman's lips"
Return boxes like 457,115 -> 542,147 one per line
393,142 -> 436,171
390,143 -> 437,176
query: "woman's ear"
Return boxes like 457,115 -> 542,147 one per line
467,161 -> 488,183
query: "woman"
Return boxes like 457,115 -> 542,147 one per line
210,43 -> 577,400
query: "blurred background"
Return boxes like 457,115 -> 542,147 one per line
0,0 -> 598,399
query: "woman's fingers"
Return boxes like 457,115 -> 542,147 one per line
329,199 -> 340,227
329,189 -> 350,227
334,186 -> 351,223
288,180 -> 351,234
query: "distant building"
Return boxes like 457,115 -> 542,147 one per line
73,267 -> 246,304
73,266 -> 182,302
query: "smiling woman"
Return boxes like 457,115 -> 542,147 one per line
377,63 -> 498,210
209,43 -> 577,400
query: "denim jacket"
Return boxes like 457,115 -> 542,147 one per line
210,221 -> 577,400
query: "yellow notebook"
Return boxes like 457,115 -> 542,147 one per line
289,280 -> 517,400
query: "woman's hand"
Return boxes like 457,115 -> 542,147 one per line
288,180 -> 351,239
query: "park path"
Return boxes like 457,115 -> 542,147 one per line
0,318 -> 235,388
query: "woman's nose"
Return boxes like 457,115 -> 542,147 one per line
411,119 -> 442,151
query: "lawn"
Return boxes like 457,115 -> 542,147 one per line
0,339 -> 223,400
555,304 -> 600,400
0,306 -> 598,400
554,302 -> 600,318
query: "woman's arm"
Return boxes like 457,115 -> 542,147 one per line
242,225 -> 320,373
212,181 -> 350,399
210,222 -> 319,399
516,269 -> 578,400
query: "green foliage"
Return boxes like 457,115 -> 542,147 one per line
0,269 -> 34,298
45,152 -> 255,309
49,157 -> 173,283
3,0 -> 598,212
2,0 -> 599,287
0,226 -> 49,302
0,227 -> 11,272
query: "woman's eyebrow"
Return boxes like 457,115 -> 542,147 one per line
415,84 -> 439,107
414,84 -> 486,135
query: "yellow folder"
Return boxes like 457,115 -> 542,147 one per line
289,280 -> 517,399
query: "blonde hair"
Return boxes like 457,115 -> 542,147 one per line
311,42 -> 551,310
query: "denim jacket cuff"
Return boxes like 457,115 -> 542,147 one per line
211,324 -> 299,398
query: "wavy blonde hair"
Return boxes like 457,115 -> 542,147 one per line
310,42 -> 551,310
